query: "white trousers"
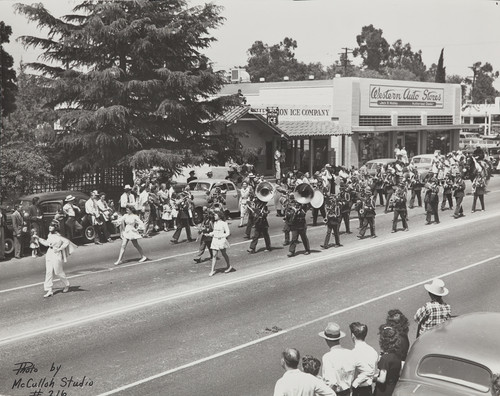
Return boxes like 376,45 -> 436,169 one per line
44,252 -> 70,291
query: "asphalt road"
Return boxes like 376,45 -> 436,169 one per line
1,177 -> 499,396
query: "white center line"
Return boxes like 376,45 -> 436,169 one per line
96,252 -> 500,396
1,211 -> 498,347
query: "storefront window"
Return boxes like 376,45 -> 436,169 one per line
358,132 -> 389,166
402,132 -> 418,159
426,131 -> 451,154
299,139 -> 310,172
313,139 -> 329,173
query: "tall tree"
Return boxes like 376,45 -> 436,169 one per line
469,61 -> 500,103
0,21 -> 18,117
352,25 -> 390,71
387,39 -> 427,81
1,64 -> 54,201
15,0 -> 240,173
246,37 -> 327,82
435,48 -> 446,83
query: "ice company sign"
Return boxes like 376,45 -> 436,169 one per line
369,84 -> 444,108
250,105 -> 332,121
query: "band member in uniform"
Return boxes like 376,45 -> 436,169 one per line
282,193 -> 295,246
384,168 -> 396,213
471,174 -> 486,212
171,192 -> 195,243
440,174 -> 454,211
311,179 -> 326,226
408,169 -> 423,208
357,190 -> 377,239
320,195 -> 342,249
391,183 -> 409,233
247,198 -> 272,253
338,185 -> 352,234
424,180 -> 440,225
274,180 -> 288,217
194,207 -> 214,263
288,202 -> 311,257
373,164 -> 385,206
452,175 -> 466,218
243,194 -> 256,239
239,181 -> 253,227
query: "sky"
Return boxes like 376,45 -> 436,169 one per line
1,0 -> 500,88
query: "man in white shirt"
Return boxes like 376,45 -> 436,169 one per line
319,322 -> 354,396
349,322 -> 379,396
85,190 -> 103,244
274,348 -> 335,396
120,184 -> 136,214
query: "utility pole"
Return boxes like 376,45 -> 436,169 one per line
338,47 -> 353,76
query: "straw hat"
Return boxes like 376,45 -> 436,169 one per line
424,278 -> 449,296
318,322 -> 345,341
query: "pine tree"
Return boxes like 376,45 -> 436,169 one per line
435,48 -> 446,83
0,21 -> 18,117
16,0 -> 239,173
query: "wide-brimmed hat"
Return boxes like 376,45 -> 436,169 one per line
318,322 -> 345,341
65,195 -> 75,202
124,184 -> 132,190
248,172 -> 255,178
424,278 -> 449,296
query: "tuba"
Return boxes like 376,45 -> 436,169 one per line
293,183 -> 315,205
255,181 -> 275,202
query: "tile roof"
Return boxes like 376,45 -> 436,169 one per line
216,106 -> 250,124
276,121 -> 351,137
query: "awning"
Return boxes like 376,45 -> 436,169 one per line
215,105 -> 251,124
352,124 -> 472,132
274,121 -> 351,138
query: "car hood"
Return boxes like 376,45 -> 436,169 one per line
394,382 -> 480,396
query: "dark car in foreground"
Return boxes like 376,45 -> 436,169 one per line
4,191 -> 106,256
394,312 -> 500,396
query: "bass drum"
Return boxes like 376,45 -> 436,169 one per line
310,190 -> 324,209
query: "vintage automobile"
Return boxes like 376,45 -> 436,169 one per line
4,191 -> 109,256
362,158 -> 397,176
394,312 -> 500,396
186,179 -> 240,223
410,154 -> 435,180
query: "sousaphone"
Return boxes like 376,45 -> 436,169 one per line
293,183 -> 322,208
255,181 -> 275,203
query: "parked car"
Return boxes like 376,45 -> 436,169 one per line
4,191 -> 112,256
410,154 -> 435,180
187,179 -> 240,223
394,312 -> 500,396
361,158 -> 397,176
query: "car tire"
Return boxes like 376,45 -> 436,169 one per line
84,225 -> 96,243
4,237 -> 14,256
193,207 -> 204,224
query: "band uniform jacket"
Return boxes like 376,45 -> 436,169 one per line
453,180 -> 466,198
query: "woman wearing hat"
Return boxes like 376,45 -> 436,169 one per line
114,205 -> 148,265
34,220 -> 75,298
414,278 -> 451,337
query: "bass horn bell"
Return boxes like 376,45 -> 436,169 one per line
255,181 -> 275,203
293,183 -> 314,205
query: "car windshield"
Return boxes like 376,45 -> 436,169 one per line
191,182 -> 210,192
418,355 -> 491,393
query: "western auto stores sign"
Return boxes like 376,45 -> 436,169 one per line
369,84 -> 444,108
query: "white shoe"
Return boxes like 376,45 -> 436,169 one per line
43,290 -> 53,298
114,260 -> 122,266
139,256 -> 148,263
62,286 -> 70,293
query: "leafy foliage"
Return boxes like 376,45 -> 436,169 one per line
0,22 -> 18,117
15,0 -> 241,173
352,25 -> 390,71
468,61 -> 500,103
246,37 -> 328,82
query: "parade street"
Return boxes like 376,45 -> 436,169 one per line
1,177 -> 499,396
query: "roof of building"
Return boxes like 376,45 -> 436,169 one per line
217,79 -> 335,97
215,105 -> 251,124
